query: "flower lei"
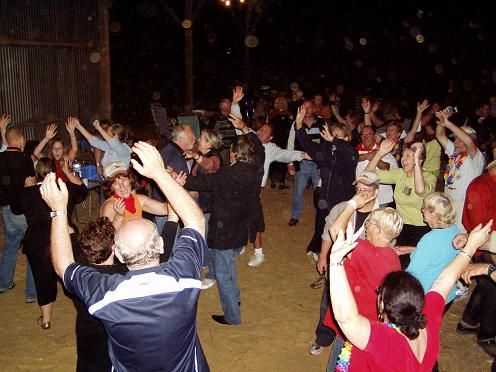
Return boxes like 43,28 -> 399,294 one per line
391,141 -> 402,164
335,322 -> 400,371
444,151 -> 468,189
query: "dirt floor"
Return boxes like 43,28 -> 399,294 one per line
0,186 -> 493,371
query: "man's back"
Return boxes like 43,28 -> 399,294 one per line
64,228 -> 209,372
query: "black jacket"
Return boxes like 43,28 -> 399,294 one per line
185,161 -> 260,250
296,128 -> 358,211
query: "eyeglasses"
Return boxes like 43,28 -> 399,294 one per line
365,220 -> 375,228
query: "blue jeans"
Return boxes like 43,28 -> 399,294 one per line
0,206 -> 37,299
154,215 -> 168,235
292,160 -> 320,220
212,247 -> 242,325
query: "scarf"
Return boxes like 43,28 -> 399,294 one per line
54,159 -> 69,183
114,193 -> 136,214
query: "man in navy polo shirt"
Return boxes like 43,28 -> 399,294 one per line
41,141 -> 209,372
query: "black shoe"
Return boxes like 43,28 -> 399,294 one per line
270,182 -> 276,189
212,315 -> 232,325
478,338 -> 496,358
288,218 -> 299,226
279,183 -> 289,190
456,321 -> 479,335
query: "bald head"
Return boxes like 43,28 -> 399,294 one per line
6,127 -> 26,150
114,218 -> 163,269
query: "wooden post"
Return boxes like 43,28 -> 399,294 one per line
98,0 -> 112,120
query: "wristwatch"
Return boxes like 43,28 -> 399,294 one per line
488,264 -> 496,277
50,210 -> 67,218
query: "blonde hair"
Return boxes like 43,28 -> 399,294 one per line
201,129 -> 222,150
423,192 -> 456,226
369,207 -> 403,241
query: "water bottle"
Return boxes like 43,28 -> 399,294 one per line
72,159 -> 82,178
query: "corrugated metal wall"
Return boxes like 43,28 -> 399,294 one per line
0,0 -> 103,142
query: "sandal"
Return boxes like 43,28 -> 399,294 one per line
37,316 -> 51,330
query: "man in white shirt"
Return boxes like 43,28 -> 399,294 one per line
435,112 -> 485,231
356,125 -> 397,207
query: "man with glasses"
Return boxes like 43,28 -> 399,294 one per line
356,125 -> 397,207
309,171 -> 382,356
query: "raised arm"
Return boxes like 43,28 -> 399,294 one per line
405,100 -> 429,144
74,119 -> 96,142
361,98 -> 372,127
0,114 -> 11,150
40,173 -> 75,278
132,141 -> 205,235
364,139 -> 395,172
328,228 -> 371,350
34,124 -> 58,159
66,117 -> 78,159
436,111 -> 478,158
412,142 -> 427,195
431,221 -> 493,299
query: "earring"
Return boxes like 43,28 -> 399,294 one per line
378,313 -> 384,322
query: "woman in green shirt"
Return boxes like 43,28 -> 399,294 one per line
365,139 -> 436,268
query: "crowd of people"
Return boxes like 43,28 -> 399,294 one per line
0,81 -> 495,371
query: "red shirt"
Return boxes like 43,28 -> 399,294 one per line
462,172 -> 496,232
348,291 -> 445,371
324,239 -> 401,339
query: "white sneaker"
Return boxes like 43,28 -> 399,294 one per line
307,251 -> 318,264
248,253 -> 265,267
309,342 -> 323,356
201,278 -> 216,290
239,246 -> 246,255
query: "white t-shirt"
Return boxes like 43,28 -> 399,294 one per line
444,140 -> 484,201
356,144 -> 398,205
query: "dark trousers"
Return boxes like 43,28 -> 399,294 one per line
396,223 -> 431,269
269,162 -> 287,185
314,278 -> 336,346
462,276 -> 496,341
307,187 -> 331,254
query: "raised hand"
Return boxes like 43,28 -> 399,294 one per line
352,189 -> 379,210
65,116 -> 78,134
417,99 -> 430,113
361,98 -> 371,113
0,114 -> 11,130
92,119 -> 101,130
228,113 -> 246,130
320,123 -> 334,142
295,105 -> 306,127
40,173 -> 69,211
131,141 -> 166,180
378,139 -> 395,156
411,142 -> 424,164
45,123 -> 58,140
329,224 -> 360,264
113,198 -> 126,217
232,85 -> 244,105
465,220 -> 493,254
